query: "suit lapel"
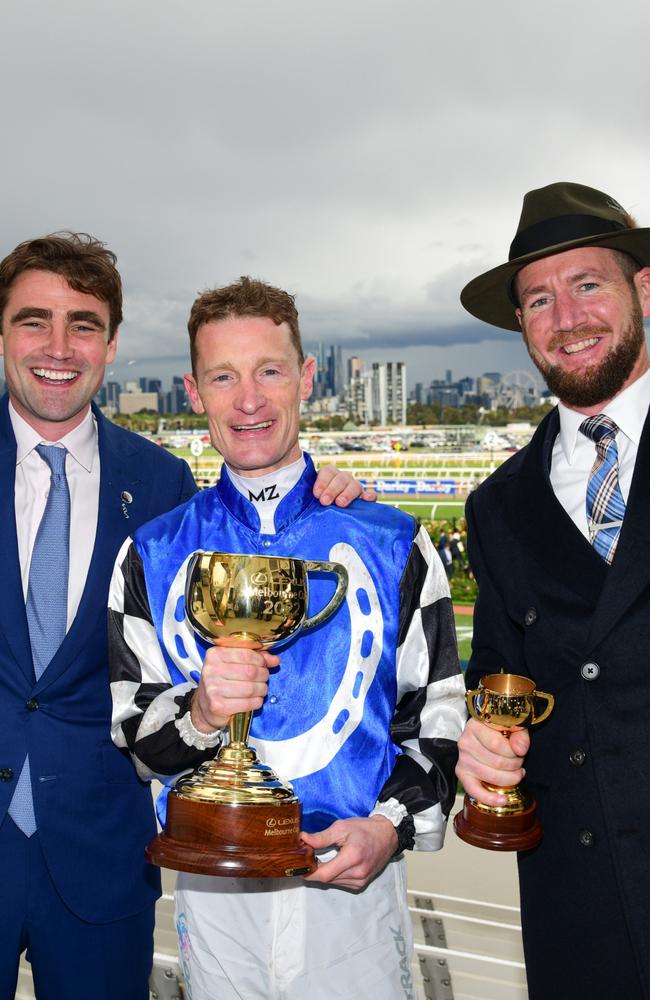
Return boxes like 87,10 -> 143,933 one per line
504,409 -> 607,606
0,397 -> 34,681
588,403 -> 650,649
35,408 -> 142,692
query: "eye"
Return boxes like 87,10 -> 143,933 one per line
579,282 -> 599,292
213,372 -> 233,383
528,296 -> 550,310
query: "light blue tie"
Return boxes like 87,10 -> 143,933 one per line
9,445 -> 70,836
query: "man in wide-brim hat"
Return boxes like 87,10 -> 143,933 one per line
456,182 -> 650,1000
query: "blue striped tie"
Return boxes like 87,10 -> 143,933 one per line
580,415 -> 626,564
9,445 -> 70,836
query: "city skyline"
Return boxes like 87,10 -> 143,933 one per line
99,333 -> 536,396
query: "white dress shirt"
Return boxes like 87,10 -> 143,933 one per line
550,368 -> 650,539
11,403 -> 100,631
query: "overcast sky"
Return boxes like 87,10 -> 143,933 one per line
1,0 -> 648,390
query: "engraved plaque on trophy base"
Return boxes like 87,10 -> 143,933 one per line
146,796 -> 316,878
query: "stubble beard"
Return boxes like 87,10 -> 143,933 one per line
525,301 -> 646,409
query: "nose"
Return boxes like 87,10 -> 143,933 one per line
551,289 -> 587,333
44,322 -> 74,360
234,375 -> 265,414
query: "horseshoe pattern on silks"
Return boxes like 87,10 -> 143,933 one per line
161,542 -> 383,781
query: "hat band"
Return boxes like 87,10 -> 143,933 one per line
509,213 -> 626,261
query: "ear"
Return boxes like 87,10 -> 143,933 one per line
515,308 -> 523,330
300,355 -> 316,401
184,372 -> 205,415
633,267 -> 650,318
105,327 -> 119,364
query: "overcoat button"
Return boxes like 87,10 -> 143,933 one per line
524,608 -> 537,626
26,699 -> 39,711
570,748 -> 586,767
0,768 -> 14,782
579,829 -> 595,847
580,661 -> 600,681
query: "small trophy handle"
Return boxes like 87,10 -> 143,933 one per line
301,561 -> 349,632
466,689 -> 482,721
531,690 -> 555,725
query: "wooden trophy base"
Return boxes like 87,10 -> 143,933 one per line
454,792 -> 543,852
146,791 -> 317,878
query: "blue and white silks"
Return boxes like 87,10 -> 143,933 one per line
132,456 -> 415,832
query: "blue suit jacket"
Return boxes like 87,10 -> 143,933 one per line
0,397 -> 197,922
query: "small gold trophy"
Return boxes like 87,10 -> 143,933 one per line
146,551 -> 348,878
454,673 -> 554,851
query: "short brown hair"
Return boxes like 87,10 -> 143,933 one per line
188,276 -> 304,374
612,248 -> 643,286
0,232 -> 123,338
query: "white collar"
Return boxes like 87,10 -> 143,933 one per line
557,368 -> 650,464
226,453 -> 306,499
9,403 -> 97,471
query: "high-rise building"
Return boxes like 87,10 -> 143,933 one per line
119,391 -> 159,415
106,381 -> 121,408
370,362 -> 407,425
347,356 -> 362,382
344,369 -> 371,426
165,376 -> 189,415
414,382 -> 426,405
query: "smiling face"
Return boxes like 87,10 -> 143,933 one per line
515,247 -> 650,414
184,315 -> 315,477
0,270 -> 118,439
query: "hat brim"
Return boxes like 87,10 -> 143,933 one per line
460,229 -> 650,332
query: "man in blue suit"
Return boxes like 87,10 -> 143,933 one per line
0,233 -> 365,1000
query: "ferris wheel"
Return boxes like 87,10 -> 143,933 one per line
497,370 -> 539,411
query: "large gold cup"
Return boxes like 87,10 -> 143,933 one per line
146,551 -> 348,878
454,673 -> 554,851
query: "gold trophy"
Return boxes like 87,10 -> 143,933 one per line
454,673 -> 554,851
146,551 -> 348,878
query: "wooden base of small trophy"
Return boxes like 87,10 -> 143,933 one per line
454,790 -> 543,852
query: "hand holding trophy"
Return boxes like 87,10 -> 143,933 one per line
454,673 -> 554,851
146,550 -> 348,878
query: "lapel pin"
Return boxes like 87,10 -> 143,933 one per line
121,491 -> 133,519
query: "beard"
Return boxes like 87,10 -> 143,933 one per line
525,300 -> 646,409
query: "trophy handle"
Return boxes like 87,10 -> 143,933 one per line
530,690 -> 555,725
301,561 -> 349,631
465,689 -> 483,721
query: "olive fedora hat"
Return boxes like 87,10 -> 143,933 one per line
460,182 -> 650,332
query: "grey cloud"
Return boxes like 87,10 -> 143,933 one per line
1,0 -> 649,392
